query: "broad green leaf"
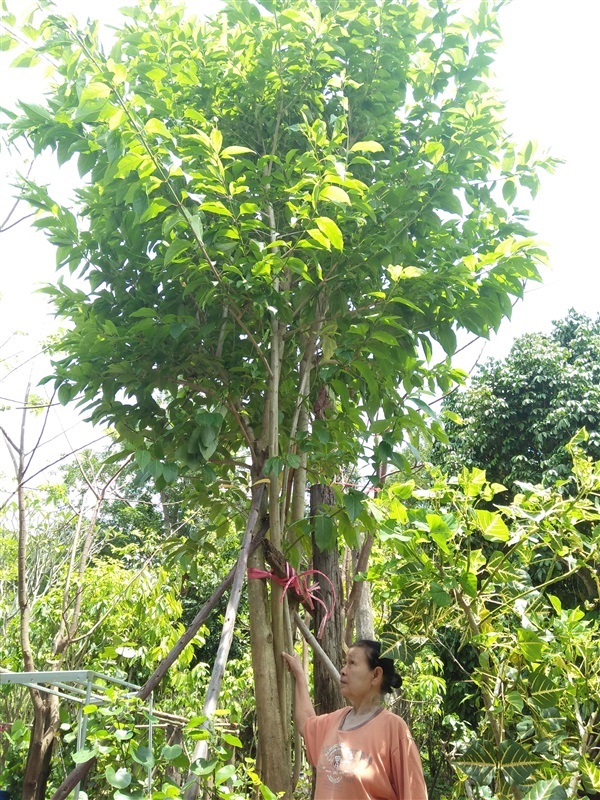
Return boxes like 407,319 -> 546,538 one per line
215,764 -> 236,785
349,140 -> 384,153
528,668 -> 561,709
79,82 -> 111,102
314,216 -> 343,250
0,32 -> 18,51
430,582 -> 452,607
11,49 -> 40,67
580,756 -> 600,792
458,570 -> 477,598
314,514 -> 335,552
259,785 -> 280,800
135,450 -> 152,471
455,740 -> 496,785
522,778 -> 567,800
210,128 -> 223,153
191,757 -> 218,776
132,745 -> 154,768
344,489 -> 364,522
162,744 -> 183,759
371,331 -> 397,346
436,325 -> 457,355
57,383 -> 74,406
517,629 -> 547,663
164,239 -> 191,265
437,190 -> 463,216
307,227 -> 331,250
499,739 -> 542,785
17,101 -> 54,122
319,185 -> 351,205
105,767 -> 131,789
200,201 -> 232,217
73,747 -> 97,764
222,145 -> 255,157
506,691 -> 524,711
503,178 -> 517,205
475,510 -> 509,542
145,118 -> 172,139
221,733 -> 243,748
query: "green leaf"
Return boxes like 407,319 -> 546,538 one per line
105,767 -> 131,789
221,733 -> 243,748
132,745 -> 154,768
522,779 -> 567,800
222,145 -> 255,157
349,140 -> 384,153
215,764 -> 236,785
580,757 -> 600,793
314,216 -> 343,250
314,515 -> 336,552
455,740 -> 496,785
191,757 -> 218,776
210,128 -> 223,153
319,185 -> 351,205
200,201 -> 232,217
436,325 -> 457,355
499,739 -> 542,785
162,744 -> 183,760
343,489 -> 364,523
135,450 -> 152,471
528,668 -> 561,709
145,118 -> 172,139
307,227 -> 331,250
164,239 -> 191,265
79,82 -> 111,102
517,629 -> 547,663
475,510 -> 509,542
503,178 -> 517,205
430,582 -> 452,607
73,747 -> 97,764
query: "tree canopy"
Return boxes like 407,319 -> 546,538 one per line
4,0 -> 552,495
436,310 -> 600,490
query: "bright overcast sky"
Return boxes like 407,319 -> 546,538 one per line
1,0 -> 599,474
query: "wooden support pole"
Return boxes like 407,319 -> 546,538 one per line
293,611 -> 340,684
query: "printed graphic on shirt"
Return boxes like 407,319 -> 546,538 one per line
318,742 -> 373,784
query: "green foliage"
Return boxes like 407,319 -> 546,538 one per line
437,310 -> 600,491
70,696 -> 275,799
370,440 -> 600,798
1,0 -> 554,497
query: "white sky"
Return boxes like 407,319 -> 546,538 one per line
1,0 -> 599,478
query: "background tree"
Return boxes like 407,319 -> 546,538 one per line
437,310 -> 600,491
2,0 -> 554,794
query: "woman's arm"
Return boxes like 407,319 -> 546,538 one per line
282,651 -> 316,737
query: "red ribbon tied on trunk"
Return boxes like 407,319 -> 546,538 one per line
247,562 -> 336,639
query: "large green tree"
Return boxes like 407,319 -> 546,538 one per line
2,0 -> 553,794
437,310 -> 600,490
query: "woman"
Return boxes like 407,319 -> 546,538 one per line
282,640 -> 428,800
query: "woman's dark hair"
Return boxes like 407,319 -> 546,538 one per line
353,639 -> 402,695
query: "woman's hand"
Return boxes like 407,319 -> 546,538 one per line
282,651 -> 304,679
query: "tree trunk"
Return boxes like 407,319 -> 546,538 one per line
22,692 -> 59,800
310,483 -> 344,714
247,545 -> 293,798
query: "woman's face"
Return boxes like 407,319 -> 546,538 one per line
339,646 -> 381,703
